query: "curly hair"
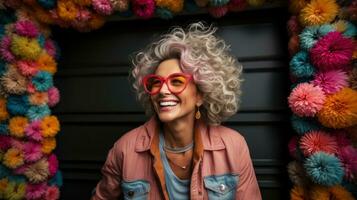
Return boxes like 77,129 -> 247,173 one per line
131,22 -> 243,125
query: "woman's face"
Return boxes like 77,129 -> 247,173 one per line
150,58 -> 202,123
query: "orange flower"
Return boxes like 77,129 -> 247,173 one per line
41,138 -> 56,154
0,178 -> 9,194
37,53 -> 57,74
8,117 -> 29,138
88,14 -> 106,30
290,185 -> 305,200
32,5 -> 55,24
329,185 -> 355,200
310,185 -> 329,200
73,0 -> 92,6
289,0 -> 308,14
299,0 -> 339,26
3,148 -> 24,169
155,0 -> 184,13
57,0 -> 79,21
0,98 -> 9,121
29,92 -> 49,106
317,88 -> 357,128
40,116 -> 60,137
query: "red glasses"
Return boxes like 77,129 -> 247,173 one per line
142,73 -> 193,95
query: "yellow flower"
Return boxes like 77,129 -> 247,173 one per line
41,116 -> 60,137
4,181 -> 26,200
37,53 -> 57,74
3,148 -> 24,169
317,88 -> 357,128
42,138 -> 56,154
57,0 -> 79,21
10,35 -> 42,60
289,0 -> 308,14
299,0 -> 339,26
0,98 -> 9,121
8,116 -> 28,138
333,20 -> 348,33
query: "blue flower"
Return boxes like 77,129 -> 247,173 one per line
49,170 -> 63,187
342,21 -> 357,38
37,0 -> 57,9
304,152 -> 344,186
6,95 -> 30,115
0,61 -> 7,76
156,7 -> 173,20
27,105 -> 51,121
290,51 -> 315,78
32,71 -> 53,92
0,123 -> 8,135
0,164 -> 11,179
291,114 -> 322,135
209,0 -> 230,6
8,174 -> 26,184
299,25 -> 334,50
37,34 -> 46,48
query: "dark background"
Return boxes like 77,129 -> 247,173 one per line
52,5 -> 292,199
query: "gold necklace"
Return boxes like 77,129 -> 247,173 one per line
165,151 -> 192,170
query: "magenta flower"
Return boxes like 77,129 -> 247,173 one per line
132,0 -> 155,19
312,70 -> 349,94
92,0 -> 114,15
288,136 -> 298,158
48,154 -> 58,176
25,120 -> 43,142
337,145 -> 357,180
0,36 -> 15,62
0,135 -> 12,151
44,39 -> 57,58
24,141 -> 43,162
208,6 -> 229,18
310,31 -> 354,71
16,60 -> 38,76
26,183 -> 47,200
288,83 -> 326,117
14,20 -> 39,38
47,87 -> 60,107
45,186 -> 60,200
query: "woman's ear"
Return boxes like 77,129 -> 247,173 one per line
196,91 -> 204,107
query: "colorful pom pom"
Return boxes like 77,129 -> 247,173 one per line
300,130 -> 338,156
311,70 -> 348,95
289,51 -> 315,78
299,0 -> 339,26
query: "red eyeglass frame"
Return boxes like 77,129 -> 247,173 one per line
142,73 -> 193,95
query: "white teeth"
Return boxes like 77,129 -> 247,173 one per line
159,101 -> 178,106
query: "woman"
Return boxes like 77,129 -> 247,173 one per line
92,22 -> 261,200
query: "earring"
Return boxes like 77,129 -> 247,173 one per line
195,106 -> 201,120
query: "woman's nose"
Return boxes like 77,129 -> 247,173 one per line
159,82 -> 171,94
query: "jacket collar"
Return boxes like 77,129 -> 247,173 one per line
135,116 -> 225,152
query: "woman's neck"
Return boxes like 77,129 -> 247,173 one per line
162,116 -> 195,148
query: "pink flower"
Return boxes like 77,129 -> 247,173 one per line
48,154 -> 58,176
26,183 -> 47,200
300,130 -> 338,156
337,145 -> 357,180
27,82 -> 36,93
14,20 -> 39,38
44,40 -> 57,58
288,136 -> 298,158
25,120 -> 43,142
77,8 -> 92,21
132,0 -> 155,19
16,60 -> 38,76
310,31 -> 354,71
45,186 -> 60,200
24,141 -> 43,162
288,83 -> 326,117
47,87 -> 60,107
14,164 -> 28,174
312,70 -> 349,95
208,6 -> 229,18
287,16 -> 301,36
0,36 -> 15,62
0,135 -> 12,151
92,0 -> 114,15
11,138 -> 24,150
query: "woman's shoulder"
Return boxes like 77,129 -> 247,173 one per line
111,123 -> 147,152
212,124 -> 245,142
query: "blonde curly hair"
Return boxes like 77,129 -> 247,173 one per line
131,22 -> 243,125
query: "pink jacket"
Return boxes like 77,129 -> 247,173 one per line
92,117 -> 262,200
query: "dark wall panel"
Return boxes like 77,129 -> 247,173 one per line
52,7 -> 291,200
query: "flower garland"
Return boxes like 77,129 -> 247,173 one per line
287,0 -> 357,198
1,0 -> 278,32
0,9 -> 62,200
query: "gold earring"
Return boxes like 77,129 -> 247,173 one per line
195,106 -> 201,120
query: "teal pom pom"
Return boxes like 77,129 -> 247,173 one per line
290,51 -> 315,78
38,34 -> 46,48
0,25 -> 5,39
304,152 -> 344,186
7,95 -> 30,115
0,164 -> 11,179
209,0 -> 230,6
291,114 -> 322,135
8,175 -> 26,184
0,61 -> 7,76
27,105 -> 51,121
156,7 -> 174,19
37,0 -> 57,9
32,71 -> 53,92
300,25 -> 334,50
0,123 -> 9,135
342,21 -> 357,38
49,170 -> 63,187
185,0 -> 199,12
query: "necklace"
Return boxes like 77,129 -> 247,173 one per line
164,142 -> 194,153
165,153 -> 192,170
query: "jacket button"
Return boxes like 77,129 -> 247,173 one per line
219,184 -> 226,192
128,191 -> 135,197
